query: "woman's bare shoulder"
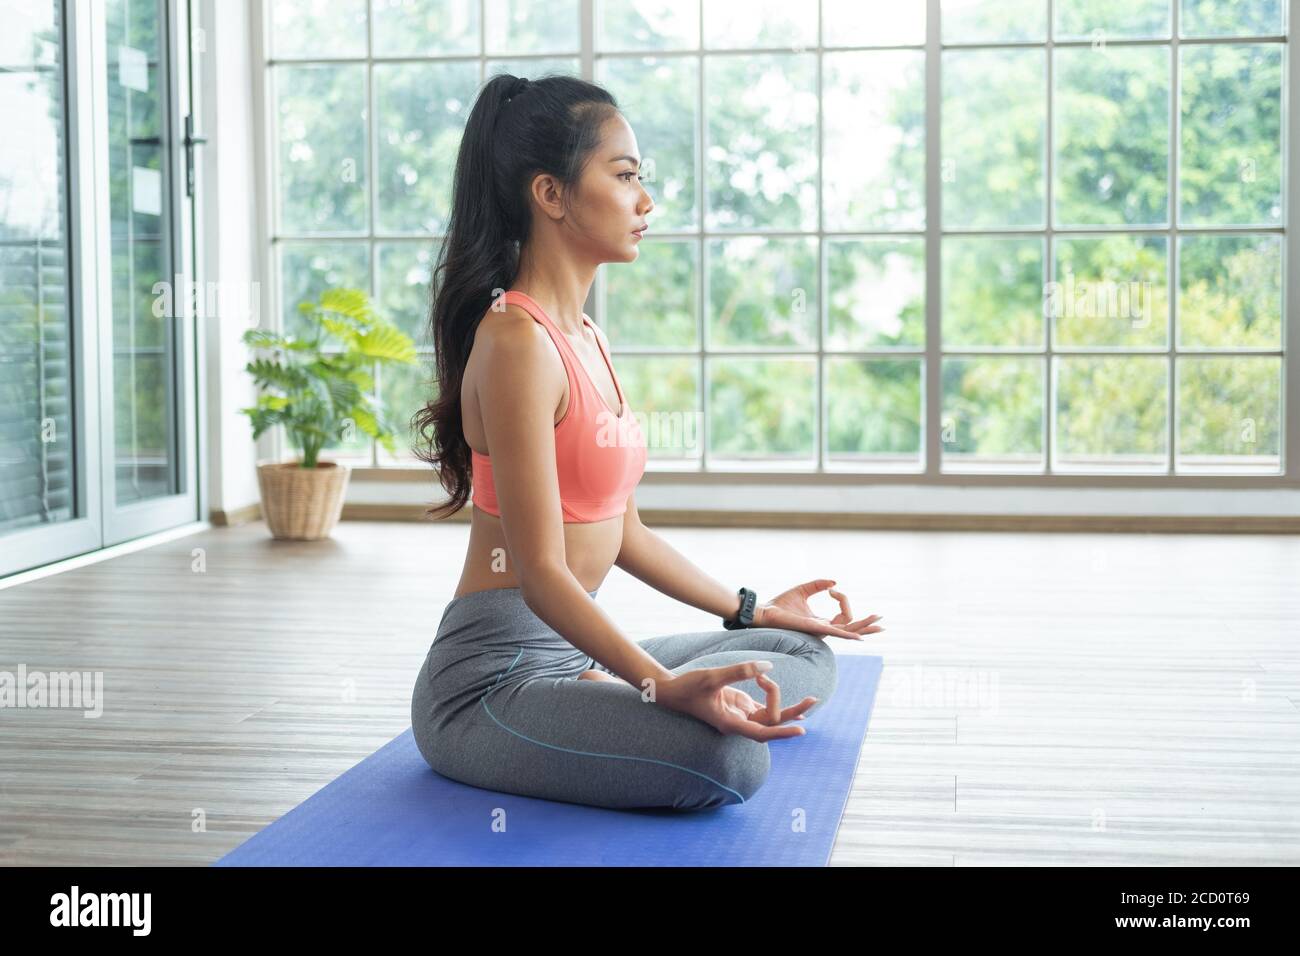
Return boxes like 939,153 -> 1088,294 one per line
471,302 -> 563,397
472,302 -> 551,358
477,301 -> 539,337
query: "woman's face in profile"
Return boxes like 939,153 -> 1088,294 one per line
566,113 -> 656,265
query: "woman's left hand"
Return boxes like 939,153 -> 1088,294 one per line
752,578 -> 884,641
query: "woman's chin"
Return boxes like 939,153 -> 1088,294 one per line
600,239 -> 641,264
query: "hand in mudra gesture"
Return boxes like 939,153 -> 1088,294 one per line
580,662 -> 816,740
656,661 -> 817,741
753,578 -> 884,641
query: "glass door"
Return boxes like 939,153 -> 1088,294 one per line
0,0 -> 199,578
97,0 -> 198,544
0,0 -> 98,576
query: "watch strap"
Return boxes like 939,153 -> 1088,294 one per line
723,587 -> 757,630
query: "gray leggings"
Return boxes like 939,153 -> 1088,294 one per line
410,586 -> 838,812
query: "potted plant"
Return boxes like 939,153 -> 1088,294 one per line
240,287 -> 419,540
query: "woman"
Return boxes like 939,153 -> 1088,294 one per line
410,73 -> 884,812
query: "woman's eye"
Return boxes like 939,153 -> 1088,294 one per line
622,171 -> 642,182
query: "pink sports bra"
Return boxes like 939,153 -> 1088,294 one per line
470,290 -> 647,523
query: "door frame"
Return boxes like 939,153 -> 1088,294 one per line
95,0 -> 200,545
0,0 -> 204,578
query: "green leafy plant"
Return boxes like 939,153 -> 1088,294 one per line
239,287 -> 419,468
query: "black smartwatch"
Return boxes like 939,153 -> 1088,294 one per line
723,587 -> 758,630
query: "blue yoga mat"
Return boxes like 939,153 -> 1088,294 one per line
215,654 -> 883,867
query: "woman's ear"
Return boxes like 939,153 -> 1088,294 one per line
530,172 -> 568,223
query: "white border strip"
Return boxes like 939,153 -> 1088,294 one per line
344,480 -> 1300,518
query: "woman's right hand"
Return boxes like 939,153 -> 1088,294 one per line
654,661 -> 817,741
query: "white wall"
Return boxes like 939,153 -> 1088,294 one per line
197,0 -> 264,516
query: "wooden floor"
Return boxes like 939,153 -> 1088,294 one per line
1,519 -> 1297,866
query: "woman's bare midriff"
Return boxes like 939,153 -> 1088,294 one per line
451,509 -> 623,599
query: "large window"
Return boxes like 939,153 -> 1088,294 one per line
261,0 -> 1291,482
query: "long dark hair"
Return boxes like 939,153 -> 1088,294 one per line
411,72 -> 620,519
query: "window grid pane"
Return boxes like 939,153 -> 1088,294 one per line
263,0 -> 1290,482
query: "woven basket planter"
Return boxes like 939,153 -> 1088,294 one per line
256,460 -> 350,540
